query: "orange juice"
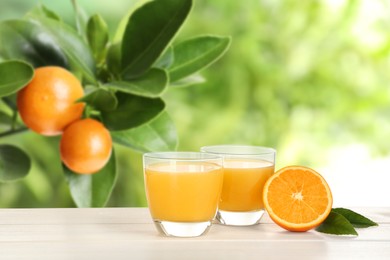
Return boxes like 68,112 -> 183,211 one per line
145,162 -> 223,222
220,159 -> 274,211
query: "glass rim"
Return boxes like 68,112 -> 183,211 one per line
143,151 -> 222,161
200,145 -> 276,156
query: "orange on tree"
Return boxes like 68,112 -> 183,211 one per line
263,165 -> 333,232
17,66 -> 84,136
60,118 -> 112,174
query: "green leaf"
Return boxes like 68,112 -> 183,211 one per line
78,88 -> 118,112
0,20 -> 67,68
87,14 -> 109,63
101,92 -> 165,131
112,111 -> 178,152
106,42 -> 121,77
105,68 -> 168,97
0,145 -> 31,182
170,35 -> 231,82
0,60 -> 34,97
1,95 -> 17,111
170,74 -> 205,88
315,211 -> 358,236
0,18 -> 96,83
26,4 -> 61,21
332,208 -> 378,228
112,0 -> 148,43
121,0 -> 192,79
0,111 -> 12,125
71,0 -> 89,38
154,46 -> 174,69
64,149 -> 117,207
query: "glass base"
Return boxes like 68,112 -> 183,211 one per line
216,209 -> 265,226
153,220 -> 212,237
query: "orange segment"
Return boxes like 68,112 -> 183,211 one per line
263,166 -> 333,232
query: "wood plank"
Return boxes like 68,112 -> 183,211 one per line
0,240 -> 389,260
0,207 -> 388,259
0,208 -> 388,242
0,207 -> 387,224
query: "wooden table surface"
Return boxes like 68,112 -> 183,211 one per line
0,207 -> 389,259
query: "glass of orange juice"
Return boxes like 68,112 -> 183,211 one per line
200,145 -> 276,226
143,152 -> 224,237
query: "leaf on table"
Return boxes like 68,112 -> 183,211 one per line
87,14 -> 109,63
332,208 -> 378,228
64,149 -> 117,208
0,145 -> 31,182
169,35 -> 231,82
0,18 -> 96,83
105,68 -> 168,97
121,0 -> 192,79
0,60 -> 34,97
78,88 -> 117,112
315,211 -> 358,236
101,92 -> 165,131
112,111 -> 178,152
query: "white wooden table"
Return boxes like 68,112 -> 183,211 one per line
0,208 -> 389,259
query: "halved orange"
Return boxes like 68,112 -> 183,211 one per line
263,165 -> 333,232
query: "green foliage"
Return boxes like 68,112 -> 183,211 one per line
163,0 -> 390,165
111,111 -> 178,152
0,145 -> 31,182
101,93 -> 165,131
71,0 -> 89,37
87,14 -> 109,64
26,4 -> 61,21
0,61 -> 34,97
105,68 -> 168,97
0,0 -> 230,207
79,88 -> 118,112
169,36 -> 231,82
0,18 -> 96,83
121,0 -> 192,79
106,42 -> 121,77
154,47 -> 174,69
170,74 -> 205,88
64,149 -> 117,207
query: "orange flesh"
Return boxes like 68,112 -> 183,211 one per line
264,166 -> 332,231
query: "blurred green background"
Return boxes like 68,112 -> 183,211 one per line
0,0 -> 389,207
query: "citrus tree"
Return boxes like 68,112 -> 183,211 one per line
0,0 -> 230,207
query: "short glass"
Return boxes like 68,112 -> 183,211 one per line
200,145 -> 276,226
143,152 -> 224,237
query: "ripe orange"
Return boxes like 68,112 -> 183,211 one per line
263,166 -> 333,232
60,118 -> 112,174
17,66 -> 84,136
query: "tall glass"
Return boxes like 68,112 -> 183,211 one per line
143,152 -> 224,237
201,145 -> 276,226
